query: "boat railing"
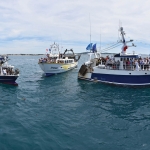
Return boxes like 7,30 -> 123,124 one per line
0,67 -> 19,75
99,63 -> 150,71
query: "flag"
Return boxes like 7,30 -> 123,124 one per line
49,49 -> 51,52
46,49 -> 48,51
92,43 -> 97,52
86,43 -> 93,50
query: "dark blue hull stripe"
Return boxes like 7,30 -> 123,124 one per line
45,73 -> 55,76
0,76 -> 18,85
91,73 -> 150,85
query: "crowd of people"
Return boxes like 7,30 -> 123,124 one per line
39,57 -> 57,63
99,56 -> 150,70
2,68 -> 14,75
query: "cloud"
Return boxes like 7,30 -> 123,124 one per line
0,0 -> 150,54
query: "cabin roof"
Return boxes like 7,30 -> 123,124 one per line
114,53 -> 138,58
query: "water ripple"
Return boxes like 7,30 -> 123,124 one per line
0,55 -> 150,149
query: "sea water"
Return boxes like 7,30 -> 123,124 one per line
0,54 -> 150,150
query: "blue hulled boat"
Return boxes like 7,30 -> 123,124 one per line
0,55 -> 19,85
78,27 -> 150,86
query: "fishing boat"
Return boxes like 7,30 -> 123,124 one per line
38,42 -> 81,76
0,55 -> 19,85
78,26 -> 150,86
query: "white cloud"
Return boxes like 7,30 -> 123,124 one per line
0,0 -> 150,54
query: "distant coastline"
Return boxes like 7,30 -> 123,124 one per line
7,52 -> 116,55
7,54 -> 44,56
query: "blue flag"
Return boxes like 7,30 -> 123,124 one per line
92,43 -> 97,52
86,43 -> 93,50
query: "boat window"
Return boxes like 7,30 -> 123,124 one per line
121,58 -> 123,61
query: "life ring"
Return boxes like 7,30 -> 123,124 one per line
124,46 -> 128,51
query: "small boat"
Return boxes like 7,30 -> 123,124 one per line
0,55 -> 19,85
78,26 -> 150,86
38,42 -> 81,76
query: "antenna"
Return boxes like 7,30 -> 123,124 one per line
89,14 -> 91,51
118,20 -> 122,42
60,34 -> 61,53
118,20 -> 120,41
89,14 -> 91,44
99,28 -> 101,52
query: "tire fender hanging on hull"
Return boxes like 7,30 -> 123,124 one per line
79,65 -> 87,76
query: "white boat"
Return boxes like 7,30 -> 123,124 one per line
38,42 -> 81,76
0,55 -> 19,85
78,26 -> 150,86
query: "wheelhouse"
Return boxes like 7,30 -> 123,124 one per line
114,53 -> 139,61
56,58 -> 74,64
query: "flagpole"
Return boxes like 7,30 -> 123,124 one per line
89,14 -> 91,52
98,27 -> 101,54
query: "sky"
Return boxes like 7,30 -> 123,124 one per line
0,0 -> 150,54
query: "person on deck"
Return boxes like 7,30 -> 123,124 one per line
3,69 -> 7,75
135,60 -> 140,71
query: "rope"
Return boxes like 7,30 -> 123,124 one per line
101,42 -> 122,53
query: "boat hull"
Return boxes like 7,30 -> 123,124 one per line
0,75 -> 19,86
39,62 -> 78,76
78,67 -> 150,86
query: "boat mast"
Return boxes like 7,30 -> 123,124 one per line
120,27 -> 125,44
100,31 -> 101,52
89,14 -> 91,52
119,26 -> 135,55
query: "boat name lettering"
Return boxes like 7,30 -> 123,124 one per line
51,67 -> 58,69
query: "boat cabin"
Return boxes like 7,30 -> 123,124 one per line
114,53 -> 139,60
56,58 -> 74,64
114,53 -> 139,70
